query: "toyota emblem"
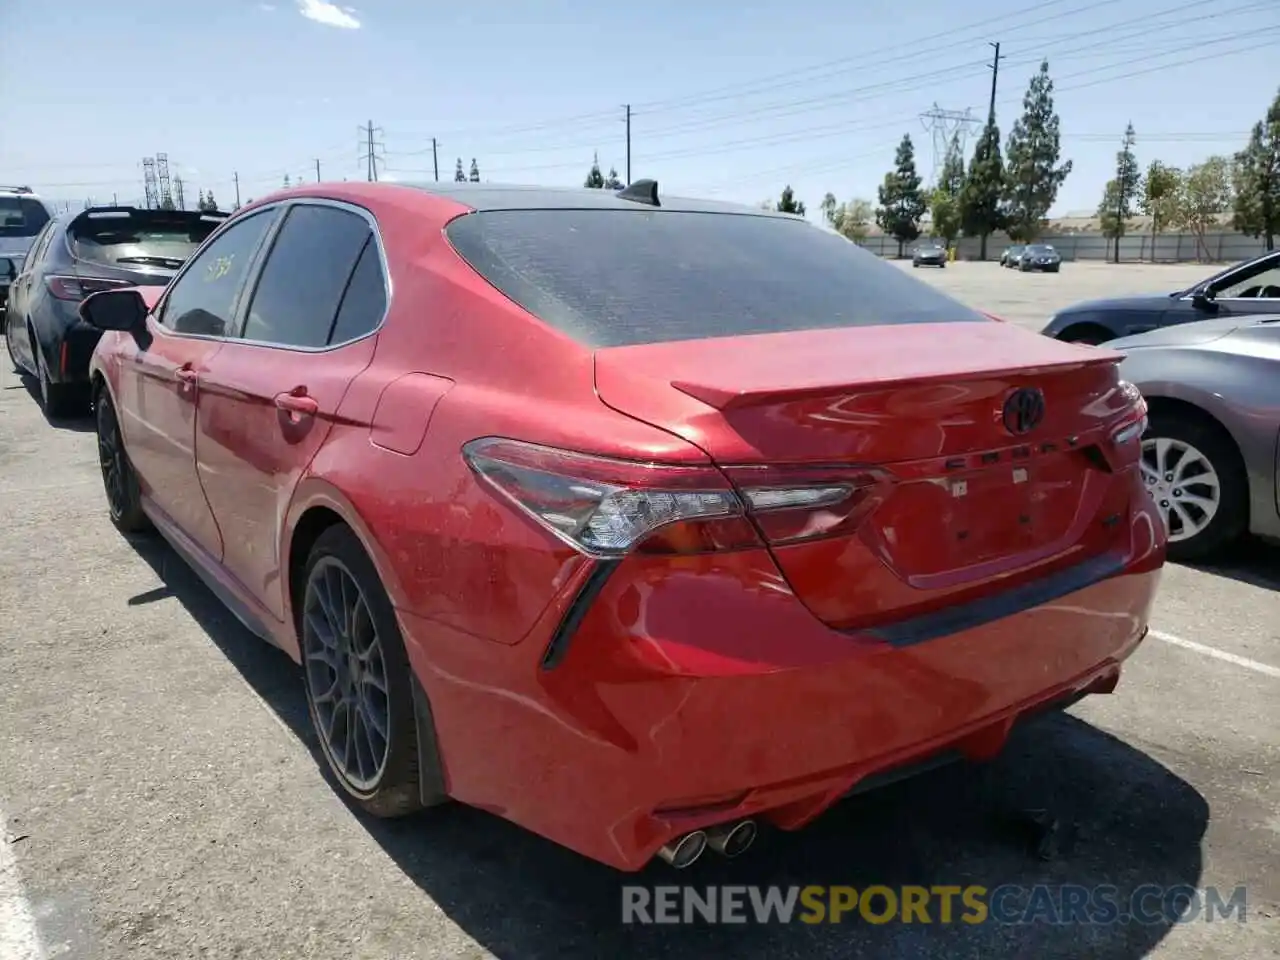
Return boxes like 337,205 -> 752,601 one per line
1002,387 -> 1046,435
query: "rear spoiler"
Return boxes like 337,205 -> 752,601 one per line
68,206 -> 230,233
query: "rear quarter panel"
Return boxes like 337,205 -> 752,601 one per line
1119,337 -> 1280,540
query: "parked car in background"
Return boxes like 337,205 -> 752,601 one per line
1000,244 -> 1025,268
4,205 -> 227,416
1043,249 -> 1280,345
82,179 -> 1163,872
1112,315 -> 1280,562
911,239 -> 947,267
0,185 -> 53,310
1018,243 -> 1062,272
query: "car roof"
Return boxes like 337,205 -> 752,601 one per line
399,181 -> 793,217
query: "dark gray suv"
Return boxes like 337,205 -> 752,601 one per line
0,186 -> 54,310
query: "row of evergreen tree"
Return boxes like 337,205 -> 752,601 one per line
800,65 -> 1280,260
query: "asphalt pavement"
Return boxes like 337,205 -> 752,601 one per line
0,261 -> 1276,959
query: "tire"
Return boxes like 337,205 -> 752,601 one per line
4,328 -> 18,373
1059,328 -> 1110,346
300,525 -> 431,817
96,386 -> 151,534
1142,410 -> 1249,563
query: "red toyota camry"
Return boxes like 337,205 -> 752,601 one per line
81,180 -> 1165,871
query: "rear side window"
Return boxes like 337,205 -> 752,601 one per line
242,204 -> 373,348
69,211 -> 222,269
0,197 -> 51,239
445,209 -> 985,348
328,238 -> 387,344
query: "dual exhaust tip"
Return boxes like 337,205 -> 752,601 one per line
657,819 -> 757,868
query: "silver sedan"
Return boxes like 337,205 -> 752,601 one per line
1113,314 -> 1280,562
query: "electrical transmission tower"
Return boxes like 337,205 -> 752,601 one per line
156,153 -> 173,209
173,176 -> 186,211
142,157 -> 159,209
919,103 -> 981,183
358,121 -> 385,182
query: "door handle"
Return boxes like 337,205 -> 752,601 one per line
274,390 -> 319,416
174,366 -> 197,384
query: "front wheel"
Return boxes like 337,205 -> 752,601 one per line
300,525 -> 431,817
1141,412 -> 1248,562
96,388 -> 151,534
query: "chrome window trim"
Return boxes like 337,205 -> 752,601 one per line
150,196 -> 392,353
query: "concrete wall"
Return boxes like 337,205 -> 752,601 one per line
856,230 -> 1270,263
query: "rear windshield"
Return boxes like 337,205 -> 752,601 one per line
445,209 -> 986,348
0,197 -> 51,238
69,211 -> 223,268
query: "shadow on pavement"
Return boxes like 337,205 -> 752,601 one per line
14,373 -> 95,432
1184,537 -> 1280,592
128,535 -> 1210,960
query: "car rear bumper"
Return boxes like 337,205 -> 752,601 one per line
402,486 -> 1165,871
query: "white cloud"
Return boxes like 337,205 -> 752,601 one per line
295,0 -> 360,28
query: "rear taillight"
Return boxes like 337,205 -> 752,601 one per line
463,437 -> 894,558
45,275 -> 130,301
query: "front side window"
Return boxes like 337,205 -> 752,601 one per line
241,204 -> 374,348
159,210 -> 277,337
1217,253 -> 1280,299
446,209 -> 985,348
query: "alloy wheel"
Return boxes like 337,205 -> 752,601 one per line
302,557 -> 391,792
1140,436 -> 1221,543
97,401 -> 127,520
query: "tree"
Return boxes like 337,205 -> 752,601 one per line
928,135 -> 966,247
1098,122 -> 1139,262
1139,160 -> 1183,255
584,154 -> 605,189
454,158 -> 466,182
819,192 -> 838,226
1003,60 -> 1073,242
282,173 -> 291,188
1175,156 -> 1233,261
875,134 -> 927,256
832,198 -> 873,241
604,167 -> 624,189
938,133 -> 966,197
198,191 -> 219,213
959,119 -> 1006,259
1232,88 -> 1280,251
776,185 -> 806,216
469,158 -> 481,183
929,188 -> 961,246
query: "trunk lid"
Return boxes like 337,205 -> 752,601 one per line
595,321 -> 1139,629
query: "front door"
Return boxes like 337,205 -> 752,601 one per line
117,207 -> 280,559
195,201 -> 387,620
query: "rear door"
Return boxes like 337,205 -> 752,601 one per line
195,200 -> 386,620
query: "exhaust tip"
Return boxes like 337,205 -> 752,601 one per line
706,819 -> 757,858
657,830 -> 708,869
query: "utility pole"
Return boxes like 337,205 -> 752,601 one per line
623,104 -> 632,185
233,171 -> 241,209
432,137 -> 439,182
315,159 -> 322,183
986,42 -> 1002,123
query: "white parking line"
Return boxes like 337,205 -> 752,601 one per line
0,812 -> 44,960
1151,629 -> 1280,679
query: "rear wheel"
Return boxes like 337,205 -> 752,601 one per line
300,525 -> 428,817
1141,411 -> 1248,562
4,326 -> 18,373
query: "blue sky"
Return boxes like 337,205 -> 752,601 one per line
2,0 -> 1276,216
